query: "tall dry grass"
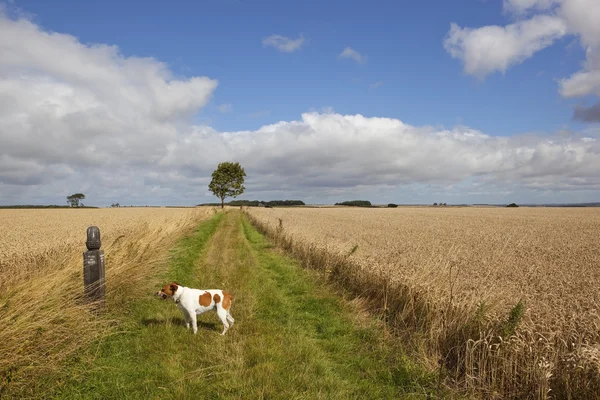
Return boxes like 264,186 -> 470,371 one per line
0,207 -> 216,395
246,206 -> 600,399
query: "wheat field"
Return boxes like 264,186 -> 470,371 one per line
0,207 -> 213,290
247,206 -> 600,399
0,207 -> 216,393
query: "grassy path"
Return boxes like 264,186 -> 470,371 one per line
51,210 -> 435,399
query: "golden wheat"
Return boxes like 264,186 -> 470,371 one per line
0,207 -> 216,394
247,206 -> 600,399
0,208 -> 206,288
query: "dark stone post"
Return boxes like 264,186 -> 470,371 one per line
83,226 -> 105,312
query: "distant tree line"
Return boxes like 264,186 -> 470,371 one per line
197,200 -> 305,207
334,200 -> 372,207
231,200 -> 305,207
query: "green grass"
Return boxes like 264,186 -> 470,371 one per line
41,210 -> 436,399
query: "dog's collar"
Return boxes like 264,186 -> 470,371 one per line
172,287 -> 184,304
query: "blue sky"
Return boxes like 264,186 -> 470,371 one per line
1,0 -> 599,205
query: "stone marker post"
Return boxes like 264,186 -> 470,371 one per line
83,226 -> 105,312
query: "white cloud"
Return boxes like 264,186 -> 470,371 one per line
557,0 -> 600,115
159,113 -> 600,201
0,17 -> 217,120
370,81 -> 384,89
446,0 -> 600,122
0,10 -> 216,193
339,47 -> 367,64
217,103 -> 233,113
559,65 -> 600,97
557,0 -> 600,48
444,15 -> 567,79
262,34 -> 305,53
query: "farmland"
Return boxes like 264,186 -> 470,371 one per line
0,207 -> 216,394
0,210 -> 437,399
246,206 -> 600,398
0,207 -> 216,291
3,205 -> 599,398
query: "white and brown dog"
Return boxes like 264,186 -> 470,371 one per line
156,282 -> 234,335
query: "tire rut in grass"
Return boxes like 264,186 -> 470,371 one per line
195,210 -> 252,288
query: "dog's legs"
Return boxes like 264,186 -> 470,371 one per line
183,310 -> 191,330
189,312 -> 198,334
217,308 -> 230,335
226,311 -> 235,327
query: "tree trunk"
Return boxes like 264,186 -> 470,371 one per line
221,197 -> 224,209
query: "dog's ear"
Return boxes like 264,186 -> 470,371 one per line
170,283 -> 178,293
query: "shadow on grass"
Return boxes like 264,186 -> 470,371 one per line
141,317 -> 218,331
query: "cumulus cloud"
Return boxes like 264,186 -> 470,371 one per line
559,48 -> 600,98
559,0 -> 600,48
444,0 -> 600,122
262,34 -> 305,53
444,15 -> 567,78
556,1 -> 600,107
1,10 -> 599,205
158,113 -> 600,202
0,10 -> 217,202
0,10 -> 216,180
339,47 -> 367,64
573,102 -> 600,122
446,0 -> 600,123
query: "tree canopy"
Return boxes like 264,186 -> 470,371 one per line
229,200 -> 305,207
67,193 -> 85,207
208,162 -> 246,208
334,200 -> 372,207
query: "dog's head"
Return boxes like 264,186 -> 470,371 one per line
155,282 -> 180,300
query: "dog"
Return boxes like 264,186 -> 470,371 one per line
156,282 -> 234,335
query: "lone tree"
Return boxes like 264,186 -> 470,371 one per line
67,193 -> 85,207
208,162 -> 246,208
